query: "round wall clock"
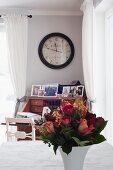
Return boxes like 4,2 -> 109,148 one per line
38,32 -> 75,69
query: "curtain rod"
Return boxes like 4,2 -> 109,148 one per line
0,15 -> 32,18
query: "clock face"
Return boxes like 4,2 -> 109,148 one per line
38,33 -> 75,69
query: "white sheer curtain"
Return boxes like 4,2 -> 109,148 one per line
81,0 -> 113,145
105,12 -> 113,145
3,14 -> 28,100
80,0 -> 95,111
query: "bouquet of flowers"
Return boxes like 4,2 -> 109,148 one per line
36,97 -> 107,154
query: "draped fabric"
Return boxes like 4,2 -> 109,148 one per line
80,0 -> 95,111
3,14 -> 28,114
3,14 -> 28,115
81,0 -> 113,146
3,14 -> 28,100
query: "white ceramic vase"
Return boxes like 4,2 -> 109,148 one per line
59,146 -> 90,170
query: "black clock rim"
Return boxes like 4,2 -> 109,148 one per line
38,32 -> 75,69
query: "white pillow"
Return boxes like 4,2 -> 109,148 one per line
17,112 -> 42,120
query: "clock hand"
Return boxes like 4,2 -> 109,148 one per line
45,44 -> 56,51
54,43 -> 57,52
45,45 -> 62,53
46,47 -> 57,52
57,50 -> 62,53
53,43 -> 62,53
55,42 -> 63,53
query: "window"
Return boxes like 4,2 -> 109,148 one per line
0,21 -> 15,123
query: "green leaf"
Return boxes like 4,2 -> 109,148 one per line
42,137 -> 50,143
94,121 -> 108,134
71,110 -> 80,120
79,141 -> 90,146
61,126 -> 74,139
72,137 -> 80,145
53,145 -> 58,155
42,134 -> 53,143
93,134 -> 106,144
72,137 -> 90,146
62,144 -> 72,155
55,136 -> 65,146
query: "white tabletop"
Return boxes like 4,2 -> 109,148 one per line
0,141 -> 113,170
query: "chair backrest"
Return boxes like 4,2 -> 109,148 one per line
5,117 -> 35,141
42,106 -> 51,117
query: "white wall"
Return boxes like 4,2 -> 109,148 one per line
26,15 -> 83,92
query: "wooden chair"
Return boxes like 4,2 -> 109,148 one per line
5,117 -> 35,141
42,106 -> 51,117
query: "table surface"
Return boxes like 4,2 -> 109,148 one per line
0,141 -> 113,170
1,123 -> 31,126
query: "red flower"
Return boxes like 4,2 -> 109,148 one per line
96,117 -> 105,123
62,116 -> 71,124
86,112 -> 96,120
53,121 -> 59,127
45,112 -> 55,121
61,101 -> 70,108
44,121 -> 55,133
78,119 -> 95,135
82,124 -> 95,136
78,119 -> 88,133
61,102 -> 74,114
86,112 -> 96,126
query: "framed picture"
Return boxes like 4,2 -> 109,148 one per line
62,86 -> 70,97
38,89 -> 45,97
76,85 -> 84,97
31,85 -> 41,96
70,86 -> 77,97
42,84 -> 58,97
